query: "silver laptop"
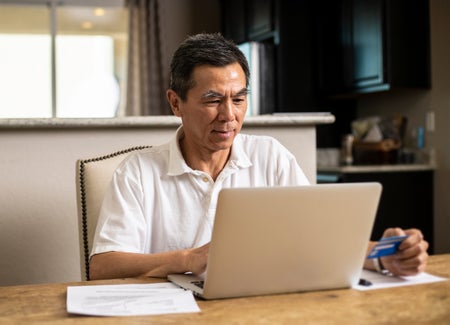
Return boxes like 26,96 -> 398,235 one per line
168,182 -> 382,300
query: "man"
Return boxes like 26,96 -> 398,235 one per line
89,33 -> 428,280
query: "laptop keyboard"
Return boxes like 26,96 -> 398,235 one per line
191,280 -> 204,289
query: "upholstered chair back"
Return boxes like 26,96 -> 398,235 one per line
76,146 -> 151,280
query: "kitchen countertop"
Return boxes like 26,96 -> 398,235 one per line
0,113 -> 334,129
317,163 -> 435,173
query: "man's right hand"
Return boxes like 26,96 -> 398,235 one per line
185,242 -> 210,275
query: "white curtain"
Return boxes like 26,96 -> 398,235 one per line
124,0 -> 171,115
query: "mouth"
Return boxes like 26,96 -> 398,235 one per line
214,127 -> 235,134
212,128 -> 235,139
213,124 -> 235,133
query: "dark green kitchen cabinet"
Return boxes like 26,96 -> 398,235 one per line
247,0 -> 275,40
317,0 -> 431,95
220,0 -> 277,43
220,0 -> 247,44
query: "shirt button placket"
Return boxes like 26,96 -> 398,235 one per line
200,175 -> 214,217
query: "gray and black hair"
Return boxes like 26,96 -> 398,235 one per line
169,33 -> 250,101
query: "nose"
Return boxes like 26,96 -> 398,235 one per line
218,98 -> 235,122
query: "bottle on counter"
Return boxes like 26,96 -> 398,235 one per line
340,134 -> 354,166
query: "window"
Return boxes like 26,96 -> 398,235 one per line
0,0 -> 128,118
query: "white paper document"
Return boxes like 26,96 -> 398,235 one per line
67,282 -> 201,316
353,270 -> 448,291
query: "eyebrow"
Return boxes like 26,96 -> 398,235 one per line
202,88 -> 249,99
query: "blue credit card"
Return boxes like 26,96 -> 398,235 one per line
367,235 -> 408,259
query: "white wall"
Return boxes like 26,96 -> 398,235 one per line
356,0 -> 450,253
0,122 -> 317,286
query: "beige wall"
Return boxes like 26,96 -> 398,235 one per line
0,127 -> 174,286
356,0 -> 450,253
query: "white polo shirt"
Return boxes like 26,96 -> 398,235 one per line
91,127 -> 310,258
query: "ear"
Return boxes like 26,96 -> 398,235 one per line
167,89 -> 182,117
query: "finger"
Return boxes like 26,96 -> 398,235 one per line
393,240 -> 428,270
404,228 -> 424,241
398,239 -> 429,260
396,243 -> 421,260
382,227 -> 405,238
384,255 -> 418,276
399,229 -> 424,250
392,252 -> 428,275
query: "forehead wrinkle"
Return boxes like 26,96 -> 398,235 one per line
235,88 -> 250,96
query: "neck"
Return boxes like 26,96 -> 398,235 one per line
179,138 -> 230,181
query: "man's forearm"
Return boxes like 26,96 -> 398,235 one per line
89,250 -> 189,280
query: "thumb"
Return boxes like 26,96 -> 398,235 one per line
382,227 -> 406,239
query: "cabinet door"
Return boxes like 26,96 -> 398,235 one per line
350,0 -> 386,90
317,0 -> 386,93
247,0 -> 274,40
317,0 -> 430,96
220,0 -> 247,44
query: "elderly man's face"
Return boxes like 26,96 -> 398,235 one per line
168,62 -> 248,155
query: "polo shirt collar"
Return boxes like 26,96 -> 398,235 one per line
167,126 -> 252,176
167,126 -> 189,176
228,133 -> 252,169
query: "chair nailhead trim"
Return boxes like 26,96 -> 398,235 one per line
78,146 -> 152,280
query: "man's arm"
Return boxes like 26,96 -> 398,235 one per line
89,243 -> 210,280
364,228 -> 429,276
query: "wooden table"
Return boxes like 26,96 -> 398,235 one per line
1,254 -> 449,324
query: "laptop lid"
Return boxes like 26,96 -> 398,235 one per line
168,182 -> 382,299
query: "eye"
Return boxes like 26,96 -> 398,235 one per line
206,99 -> 221,105
233,97 -> 245,104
